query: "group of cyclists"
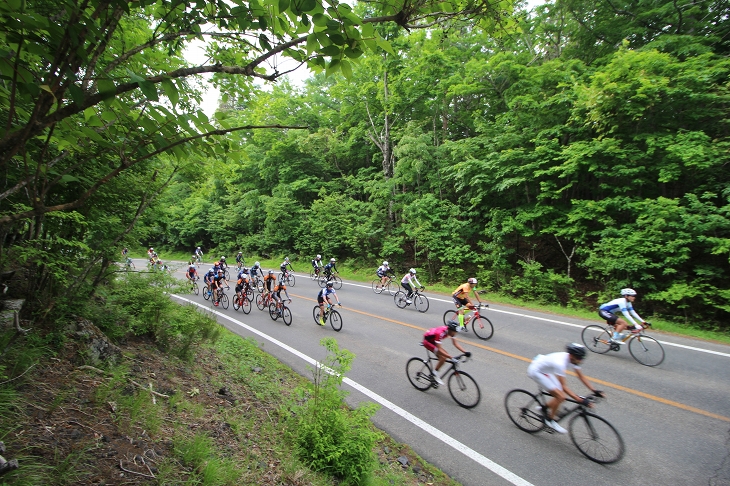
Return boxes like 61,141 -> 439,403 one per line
183,249 -> 650,435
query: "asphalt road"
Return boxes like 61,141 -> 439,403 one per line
146,260 -> 730,486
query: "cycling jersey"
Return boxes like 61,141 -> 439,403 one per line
187,265 -> 196,275
452,283 -> 474,299
317,287 -> 336,299
324,262 -> 337,272
401,273 -> 422,287
376,265 -> 393,277
311,259 -> 322,268
280,261 -> 293,271
263,274 -> 276,291
599,298 -> 643,326
236,254 -> 243,263
528,352 -> 580,391
250,266 -> 261,276
424,326 -> 449,344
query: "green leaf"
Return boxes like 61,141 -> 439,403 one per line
320,45 -> 340,56
375,36 -> 395,55
312,13 -> 328,26
84,107 -> 96,122
300,0 -> 316,12
138,80 -> 159,101
279,0 -> 289,11
96,79 -> 116,99
68,85 -> 85,106
161,79 -> 179,107
340,59 -> 352,79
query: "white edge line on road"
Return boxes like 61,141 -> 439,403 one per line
172,294 -> 534,486
330,278 -> 730,359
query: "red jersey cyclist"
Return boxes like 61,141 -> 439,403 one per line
451,277 -> 483,331
422,321 -> 471,385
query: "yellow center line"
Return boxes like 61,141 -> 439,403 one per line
292,293 -> 730,423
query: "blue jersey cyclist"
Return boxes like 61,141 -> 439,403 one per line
235,252 -> 244,266
250,261 -> 263,279
599,288 -> 649,343
323,258 -> 338,278
211,269 -> 228,306
203,268 -> 215,287
317,282 -> 341,326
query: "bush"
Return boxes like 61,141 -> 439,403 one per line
287,338 -> 380,485
506,260 -> 575,305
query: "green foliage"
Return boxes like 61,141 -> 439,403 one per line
505,260 -> 576,306
173,433 -> 242,485
287,338 -> 380,485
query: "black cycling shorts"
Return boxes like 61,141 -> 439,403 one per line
598,309 -> 619,324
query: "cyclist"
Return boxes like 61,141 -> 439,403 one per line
234,268 -> 250,305
250,261 -> 263,281
451,278 -> 483,331
211,269 -> 228,307
272,279 -> 292,314
375,261 -> 396,290
235,252 -> 245,268
220,256 -> 228,269
599,288 -> 649,343
423,321 -> 471,385
527,343 -> 604,434
203,268 -> 216,298
186,261 -> 198,282
311,254 -> 323,276
400,268 -> 423,304
323,258 -> 338,279
280,257 -> 294,278
121,247 -> 129,257
316,281 -> 341,326
195,246 -> 204,260
263,270 -> 277,299
147,247 -> 154,259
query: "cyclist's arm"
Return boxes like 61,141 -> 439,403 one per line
556,375 -> 582,402
449,336 -> 467,354
283,288 -> 291,301
574,368 -> 599,397
412,276 -> 423,287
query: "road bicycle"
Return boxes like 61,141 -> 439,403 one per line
393,287 -> 429,313
317,272 -> 342,290
581,322 -> 664,367
188,276 -> 199,295
442,303 -> 494,341
232,292 -> 252,314
504,389 -> 624,464
214,286 -> 230,309
371,275 -> 395,295
194,253 -> 203,264
269,300 -> 293,326
124,258 -> 135,271
249,273 -> 264,293
278,270 -> 296,287
406,345 -> 481,409
256,291 -> 275,311
223,267 -> 231,281
312,303 -> 342,332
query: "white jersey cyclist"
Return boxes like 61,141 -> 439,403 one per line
528,351 -> 581,392
599,297 -> 645,329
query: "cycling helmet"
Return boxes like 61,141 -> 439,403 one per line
268,270 -> 274,275
446,320 -> 460,332
197,246 -> 201,250
255,261 -> 260,266
221,256 -> 226,261
326,281 -> 334,288
242,267 -> 249,273
316,254 -> 321,259
149,247 -> 153,250
620,288 -> 637,296
284,257 -> 289,262
468,277 -> 477,284
566,343 -> 587,360
208,268 -> 215,274
409,268 -> 416,274
330,258 -> 336,262
382,261 -> 388,266
237,251 -> 242,255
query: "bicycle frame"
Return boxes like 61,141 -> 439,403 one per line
535,390 -> 594,422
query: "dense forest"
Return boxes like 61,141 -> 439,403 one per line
1,0 -> 729,326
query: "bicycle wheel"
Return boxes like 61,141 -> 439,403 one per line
628,335 -> 665,366
317,276 -> 327,288
192,282 -> 199,295
581,325 -> 613,354
309,269 -> 316,280
255,278 -> 265,293
384,280 -> 395,295
443,309 -> 459,325
372,279 -> 385,294
245,286 -> 254,301
288,274 -> 295,286
312,306 -> 323,325
332,275 -> 342,290
394,291 -> 408,309
255,294 -> 266,311
472,316 -> 494,340
220,293 -> 229,309
414,294 -> 429,313
447,371 -> 481,409
224,269 -> 230,281
203,285 -> 211,301
281,306 -> 292,326
233,294 -> 241,310
241,296 -> 252,314
269,303 -> 279,321
504,389 -> 545,433
569,412 -> 625,464
329,310 -> 342,332
406,357 -> 433,391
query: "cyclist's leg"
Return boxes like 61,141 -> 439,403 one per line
317,296 -> 326,324
528,368 -> 564,420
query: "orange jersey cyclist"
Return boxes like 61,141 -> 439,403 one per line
451,278 -> 483,331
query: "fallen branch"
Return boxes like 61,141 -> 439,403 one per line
0,363 -> 36,386
129,379 -> 169,399
118,460 -> 155,478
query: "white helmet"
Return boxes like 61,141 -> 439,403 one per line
382,261 -> 388,266
221,256 -> 226,260
284,257 -> 289,262
330,258 -> 336,262
197,246 -> 201,249
409,268 -> 416,274
621,288 -> 637,296
316,254 -> 321,259
255,261 -> 260,266
468,277 -> 477,284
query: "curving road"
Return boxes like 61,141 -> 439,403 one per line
152,261 -> 730,486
